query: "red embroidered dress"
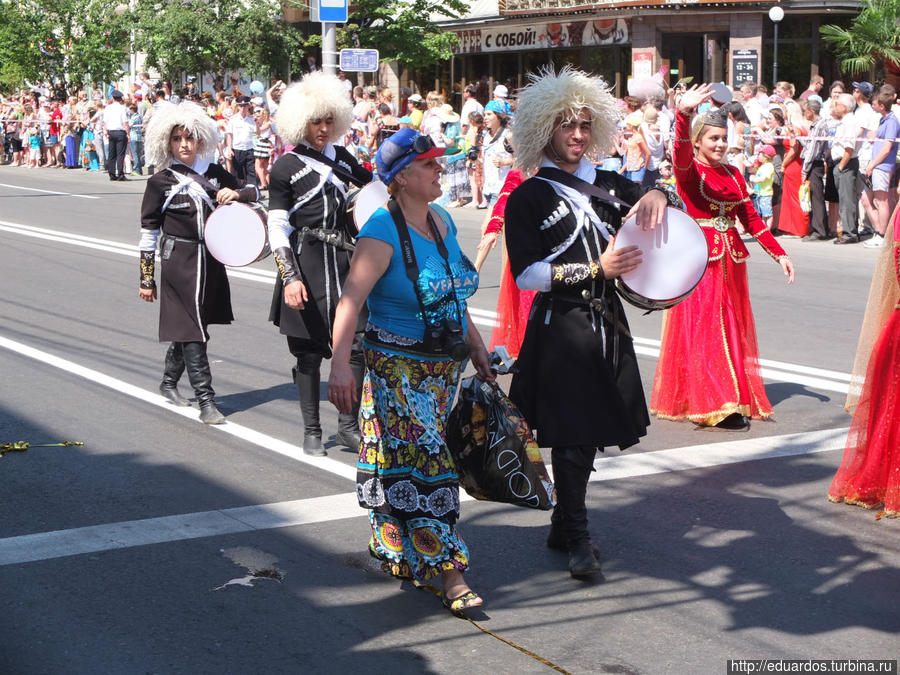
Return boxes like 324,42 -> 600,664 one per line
828,211 -> 900,516
650,109 -> 789,425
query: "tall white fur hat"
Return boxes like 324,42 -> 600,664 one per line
275,71 -> 353,146
512,66 -> 618,174
144,101 -> 218,171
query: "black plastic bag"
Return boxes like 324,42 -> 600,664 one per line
447,376 -> 555,510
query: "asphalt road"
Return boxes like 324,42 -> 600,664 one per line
1,166 -> 897,675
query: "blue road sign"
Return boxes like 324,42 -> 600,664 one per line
340,49 -> 380,73
317,0 -> 347,23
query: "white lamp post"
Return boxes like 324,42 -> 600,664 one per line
768,5 -> 784,85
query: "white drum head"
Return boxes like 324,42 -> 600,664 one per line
615,206 -> 708,303
353,181 -> 390,230
205,203 -> 267,267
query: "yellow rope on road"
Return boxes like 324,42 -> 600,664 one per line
417,582 -> 572,675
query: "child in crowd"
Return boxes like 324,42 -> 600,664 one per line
27,126 -> 42,167
657,159 -> 675,187
749,145 -> 776,230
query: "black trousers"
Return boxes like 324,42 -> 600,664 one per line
231,149 -> 257,185
806,160 -> 828,238
107,130 -> 127,178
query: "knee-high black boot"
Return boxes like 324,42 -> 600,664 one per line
182,341 -> 225,425
159,342 -> 191,406
336,341 -> 365,450
294,352 -> 324,456
550,447 -> 601,578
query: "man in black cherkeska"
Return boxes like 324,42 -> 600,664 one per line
139,101 -> 259,424
504,67 -> 676,579
267,72 -> 372,456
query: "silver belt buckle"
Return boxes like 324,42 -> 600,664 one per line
713,217 -> 730,233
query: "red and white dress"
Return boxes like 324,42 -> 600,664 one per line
650,109 -> 790,425
828,210 -> 900,516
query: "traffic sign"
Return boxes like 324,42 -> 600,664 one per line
340,49 -> 379,73
313,0 -> 347,23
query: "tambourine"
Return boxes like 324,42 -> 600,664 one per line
614,206 -> 709,311
204,202 -> 270,267
347,181 -> 390,233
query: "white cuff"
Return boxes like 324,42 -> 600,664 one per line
139,228 -> 160,251
515,261 -> 551,292
267,209 -> 292,250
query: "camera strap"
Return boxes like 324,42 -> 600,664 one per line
387,198 -> 464,326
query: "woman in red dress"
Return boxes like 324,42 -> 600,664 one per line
776,121 -> 810,237
828,208 -> 900,515
474,169 -> 538,358
650,84 -> 796,430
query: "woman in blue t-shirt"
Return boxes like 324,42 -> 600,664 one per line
328,129 -> 494,615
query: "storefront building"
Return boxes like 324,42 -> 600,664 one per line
435,0 -> 860,105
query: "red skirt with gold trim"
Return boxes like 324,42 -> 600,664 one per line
650,254 -> 774,425
828,309 -> 900,516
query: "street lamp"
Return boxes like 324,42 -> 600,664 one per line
768,5 -> 784,85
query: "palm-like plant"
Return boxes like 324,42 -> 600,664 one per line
820,0 -> 900,75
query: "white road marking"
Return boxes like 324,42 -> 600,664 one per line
0,221 -> 852,391
0,334 -> 357,483
0,332 -> 851,567
591,427 -> 847,482
0,494 -> 362,566
0,182 -> 99,199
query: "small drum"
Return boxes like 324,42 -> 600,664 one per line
204,202 -> 270,267
614,206 -> 709,311
349,181 -> 390,233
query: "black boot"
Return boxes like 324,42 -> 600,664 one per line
551,448 -> 602,579
182,341 -> 225,425
294,352 -> 324,456
159,343 -> 192,406
336,346 -> 365,450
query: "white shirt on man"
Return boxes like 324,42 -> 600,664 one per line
853,103 -> 880,164
103,101 -> 129,131
227,112 -> 255,150
831,115 -> 860,162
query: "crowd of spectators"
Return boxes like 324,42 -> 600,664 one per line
3,72 -> 898,249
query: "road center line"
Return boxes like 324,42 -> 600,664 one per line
0,182 -> 100,200
1,332 -> 849,566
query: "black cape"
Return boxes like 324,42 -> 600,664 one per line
267,147 -> 372,354
140,163 -> 253,342
504,169 -> 652,450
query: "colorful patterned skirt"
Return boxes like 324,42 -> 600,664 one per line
356,334 -> 469,582
650,253 -> 774,425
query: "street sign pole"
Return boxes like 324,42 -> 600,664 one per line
313,0 -> 347,74
322,23 -> 337,75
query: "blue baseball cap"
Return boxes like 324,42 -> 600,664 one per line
375,128 -> 446,185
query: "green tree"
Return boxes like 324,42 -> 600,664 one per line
131,0 -> 243,83
131,0 -> 306,83
0,0 -> 129,90
342,0 -> 466,70
820,0 -> 900,76
233,3 -> 307,80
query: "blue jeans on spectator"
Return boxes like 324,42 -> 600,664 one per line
130,139 -> 144,175
624,167 -> 645,183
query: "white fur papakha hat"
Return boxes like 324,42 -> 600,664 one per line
275,71 -> 353,146
512,66 -> 618,174
144,101 -> 218,171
